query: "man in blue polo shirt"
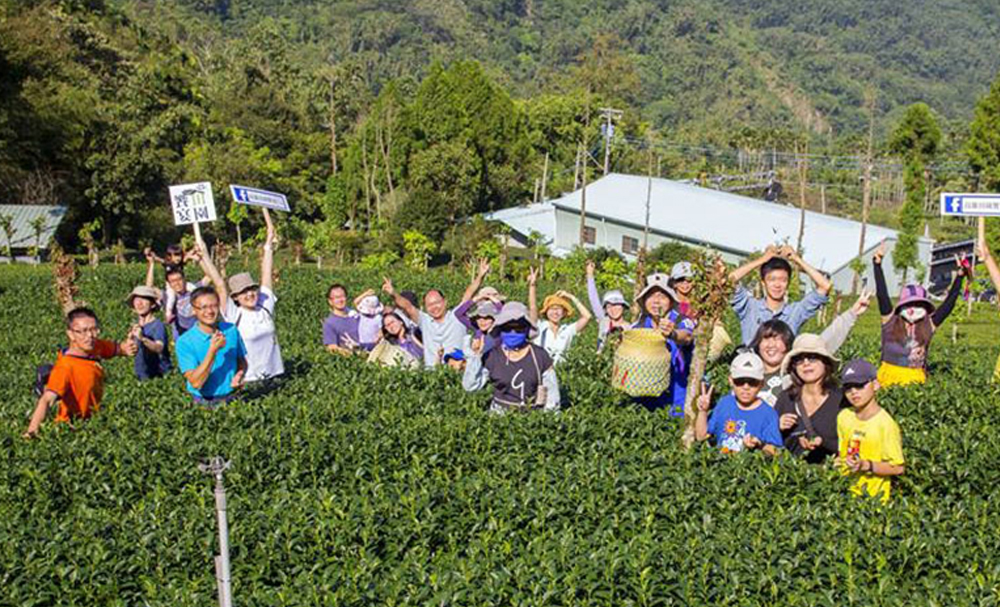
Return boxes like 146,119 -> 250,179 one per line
729,244 -> 832,345
176,286 -> 247,403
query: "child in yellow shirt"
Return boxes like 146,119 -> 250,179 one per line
837,359 -> 905,502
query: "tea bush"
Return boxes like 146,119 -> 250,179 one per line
2,264 -> 1000,606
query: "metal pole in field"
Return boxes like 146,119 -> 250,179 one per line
199,457 -> 233,607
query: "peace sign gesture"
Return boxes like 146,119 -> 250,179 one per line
696,385 -> 714,412
527,266 -> 540,286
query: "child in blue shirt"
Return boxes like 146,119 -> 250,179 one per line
695,351 -> 782,455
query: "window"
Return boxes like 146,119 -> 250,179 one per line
583,226 -> 596,245
622,235 -> 639,255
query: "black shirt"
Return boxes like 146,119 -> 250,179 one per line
774,387 -> 844,463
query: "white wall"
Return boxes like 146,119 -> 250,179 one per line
552,209 -> 933,295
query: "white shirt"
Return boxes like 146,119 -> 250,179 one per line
419,309 -> 468,367
533,320 -> 578,364
224,286 -> 284,381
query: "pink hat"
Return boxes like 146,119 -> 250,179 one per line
893,284 -> 934,315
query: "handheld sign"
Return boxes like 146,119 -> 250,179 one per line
169,182 -> 217,226
229,184 -> 290,212
941,193 -> 1000,217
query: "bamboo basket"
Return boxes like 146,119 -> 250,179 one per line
611,328 -> 670,397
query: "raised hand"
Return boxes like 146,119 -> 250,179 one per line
527,267 -> 539,287
585,259 -> 596,277
382,277 -> 395,295
696,385 -> 714,412
477,257 -> 490,278
851,289 -> 873,316
873,240 -> 887,265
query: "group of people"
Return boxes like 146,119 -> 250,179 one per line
23,228 -> 977,502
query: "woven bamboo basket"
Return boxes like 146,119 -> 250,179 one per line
611,328 -> 671,397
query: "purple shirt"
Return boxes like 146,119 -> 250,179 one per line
323,311 -> 360,348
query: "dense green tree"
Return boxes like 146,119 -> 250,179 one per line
891,103 -> 940,281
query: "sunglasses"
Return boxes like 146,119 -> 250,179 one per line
843,382 -> 872,392
793,354 -> 824,366
733,377 -> 762,388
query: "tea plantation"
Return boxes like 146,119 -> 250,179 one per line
3,264 -> 1000,606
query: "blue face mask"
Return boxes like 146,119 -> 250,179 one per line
500,330 -> 528,350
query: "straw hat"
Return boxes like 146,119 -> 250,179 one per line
541,294 -> 575,319
780,333 -> 839,376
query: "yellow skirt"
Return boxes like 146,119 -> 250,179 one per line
877,362 -> 926,387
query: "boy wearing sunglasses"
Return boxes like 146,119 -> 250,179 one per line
695,351 -> 782,455
837,359 -> 905,502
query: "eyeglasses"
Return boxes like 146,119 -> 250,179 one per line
70,326 -> 101,336
733,378 -> 762,388
193,304 -> 220,311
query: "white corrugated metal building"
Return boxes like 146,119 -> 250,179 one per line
0,205 -> 67,262
485,173 -> 933,295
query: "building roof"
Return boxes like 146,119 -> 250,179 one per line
0,205 -> 67,250
546,173 -> 931,275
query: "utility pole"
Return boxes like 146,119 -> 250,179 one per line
643,145 -> 653,250
853,88 -> 876,295
540,152 -> 550,202
573,145 -> 582,190
199,457 -> 233,607
599,107 -> 623,175
578,141 -> 589,246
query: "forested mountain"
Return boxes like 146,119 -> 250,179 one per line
146,0 -> 1000,136
2,0 -> 1000,256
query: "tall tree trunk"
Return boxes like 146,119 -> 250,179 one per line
853,88 -> 876,295
329,78 -> 338,174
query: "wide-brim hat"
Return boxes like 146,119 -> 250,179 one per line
470,300 -> 501,319
893,284 -> 935,315
476,286 -> 506,303
227,272 -> 259,297
357,294 -> 383,316
126,285 -> 162,309
541,294 -> 575,319
637,273 -> 678,303
490,301 -> 538,338
780,333 -> 840,376
602,289 -> 628,307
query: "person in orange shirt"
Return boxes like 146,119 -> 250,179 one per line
23,307 -> 137,438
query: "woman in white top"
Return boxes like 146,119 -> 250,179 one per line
199,208 -> 284,382
527,266 -> 592,364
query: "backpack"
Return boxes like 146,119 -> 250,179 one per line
34,363 -> 54,398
